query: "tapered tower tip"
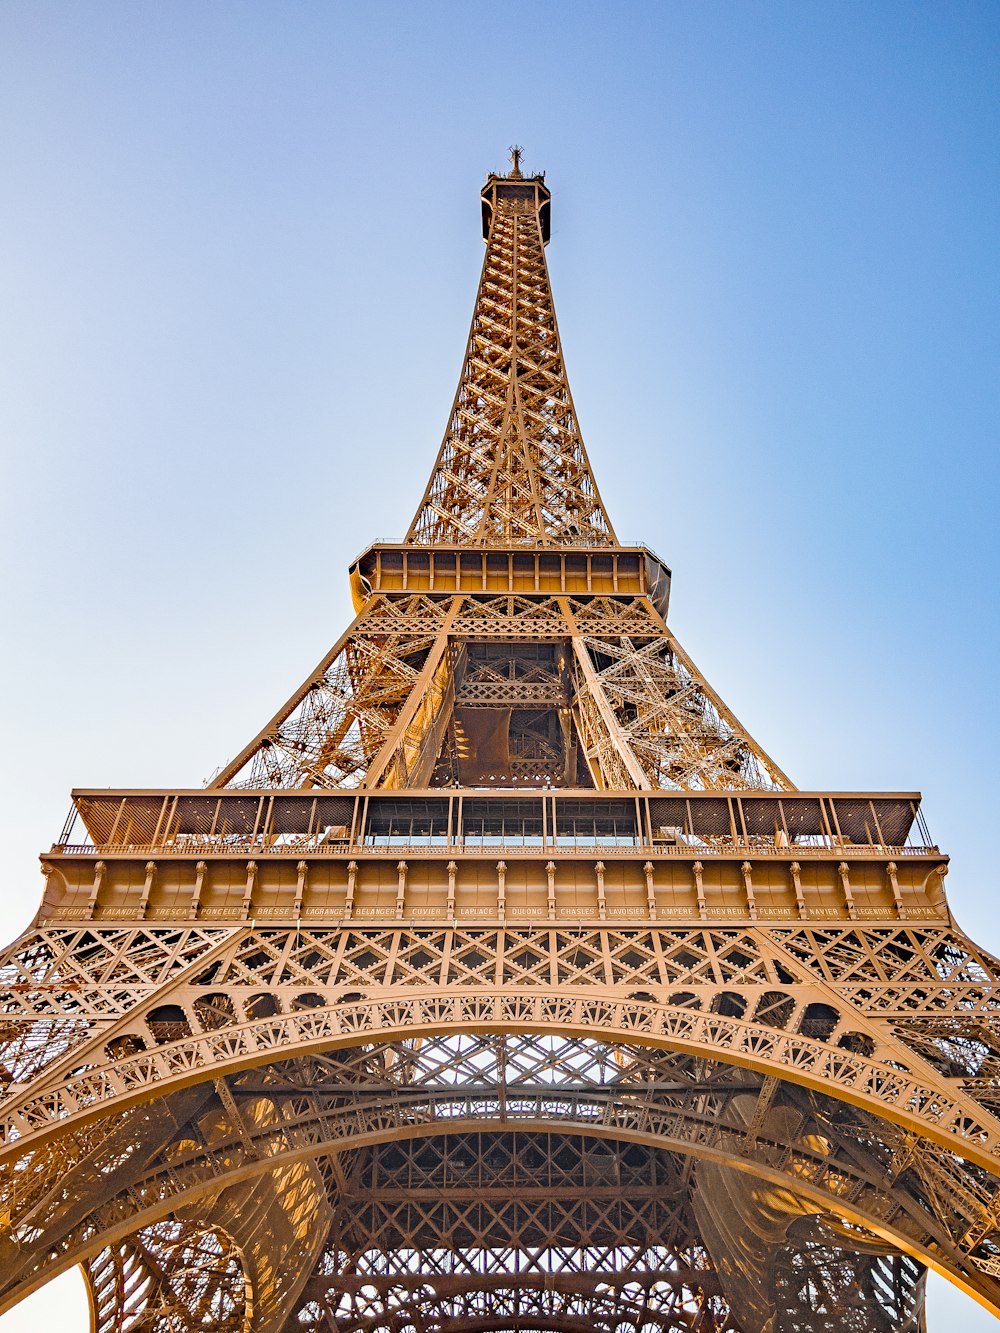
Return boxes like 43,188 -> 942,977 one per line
482,151 -> 550,243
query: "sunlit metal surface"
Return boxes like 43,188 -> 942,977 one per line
2,150 -> 997,1331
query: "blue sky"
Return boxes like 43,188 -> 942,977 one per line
1,2 -> 999,1326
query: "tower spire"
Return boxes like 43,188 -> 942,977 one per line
406,158 -> 616,547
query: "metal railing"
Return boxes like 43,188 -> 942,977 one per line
54,839 -> 937,860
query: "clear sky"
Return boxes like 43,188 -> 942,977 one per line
1,2 -> 998,1326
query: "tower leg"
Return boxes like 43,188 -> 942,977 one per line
83,1161 -> 330,1333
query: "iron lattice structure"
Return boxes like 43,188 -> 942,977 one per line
2,153 -> 999,1332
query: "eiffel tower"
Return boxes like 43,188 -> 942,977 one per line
2,149 -> 999,1333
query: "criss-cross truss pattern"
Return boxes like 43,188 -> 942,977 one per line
215,592 -> 790,790
2,154 -> 998,1333
87,1221 -> 249,1333
407,167 -> 614,547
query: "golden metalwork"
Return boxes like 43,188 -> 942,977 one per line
1,150 -> 997,1331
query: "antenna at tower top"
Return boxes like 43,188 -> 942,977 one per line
509,144 -> 523,178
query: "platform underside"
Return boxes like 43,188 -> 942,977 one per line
79,1036 -> 928,1333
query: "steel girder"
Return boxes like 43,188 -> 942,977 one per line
212,592 -> 789,792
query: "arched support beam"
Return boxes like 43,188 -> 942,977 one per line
1,1092 -> 995,1317
5,990 -> 1000,1172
